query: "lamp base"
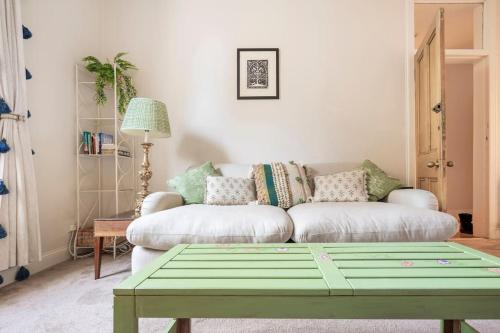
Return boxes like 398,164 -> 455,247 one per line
134,142 -> 153,218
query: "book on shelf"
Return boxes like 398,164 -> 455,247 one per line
81,131 -> 131,157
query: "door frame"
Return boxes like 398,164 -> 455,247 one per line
407,0 -> 499,238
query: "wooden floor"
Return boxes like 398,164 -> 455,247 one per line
453,236 -> 500,257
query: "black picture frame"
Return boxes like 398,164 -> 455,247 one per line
237,48 -> 279,100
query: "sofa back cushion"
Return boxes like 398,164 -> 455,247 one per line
304,162 -> 360,177
215,163 -> 253,177
304,162 -> 359,193
214,162 -> 360,178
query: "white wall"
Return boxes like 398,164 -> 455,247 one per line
445,64 -> 473,216
18,0 -> 100,268
4,0 -> 411,284
99,0 -> 409,192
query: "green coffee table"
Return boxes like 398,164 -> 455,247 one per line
114,242 -> 500,333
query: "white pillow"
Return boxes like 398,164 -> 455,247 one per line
313,170 -> 368,202
205,176 -> 256,205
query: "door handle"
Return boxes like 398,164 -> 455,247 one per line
426,161 -> 440,168
446,161 -> 454,167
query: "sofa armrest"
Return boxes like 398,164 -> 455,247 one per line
141,192 -> 184,216
387,189 -> 439,211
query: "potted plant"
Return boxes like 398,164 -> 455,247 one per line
82,52 -> 137,114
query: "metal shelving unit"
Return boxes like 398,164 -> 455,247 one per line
72,63 -> 135,259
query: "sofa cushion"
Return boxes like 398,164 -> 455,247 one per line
205,176 -> 256,205
360,159 -> 402,201
168,161 -> 221,204
127,204 -> 293,250
289,202 -> 458,243
252,162 -> 311,208
312,170 -> 368,202
131,246 -> 163,274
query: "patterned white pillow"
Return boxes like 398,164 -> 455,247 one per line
312,170 -> 368,202
205,176 -> 256,205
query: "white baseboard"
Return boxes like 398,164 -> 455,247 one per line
0,246 -> 70,288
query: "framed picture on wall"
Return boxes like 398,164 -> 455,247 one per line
237,48 -> 279,99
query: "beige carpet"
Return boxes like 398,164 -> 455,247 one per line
1,254 -> 500,333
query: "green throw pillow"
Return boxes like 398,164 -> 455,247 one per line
168,161 -> 221,204
360,160 -> 402,201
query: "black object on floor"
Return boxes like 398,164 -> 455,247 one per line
459,213 -> 473,234
15,266 -> 30,281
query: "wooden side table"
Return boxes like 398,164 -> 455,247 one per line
94,212 -> 134,279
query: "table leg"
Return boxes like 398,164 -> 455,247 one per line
176,318 -> 191,333
114,296 -> 138,333
441,320 -> 461,333
94,237 -> 103,280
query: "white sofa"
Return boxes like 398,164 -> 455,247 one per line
127,163 -> 458,273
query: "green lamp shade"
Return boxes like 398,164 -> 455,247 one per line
121,97 -> 171,138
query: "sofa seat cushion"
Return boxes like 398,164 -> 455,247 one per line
288,202 -> 458,243
127,204 -> 293,250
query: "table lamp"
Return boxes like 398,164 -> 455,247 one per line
121,97 -> 171,217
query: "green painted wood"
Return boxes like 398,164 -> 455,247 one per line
326,246 -> 460,253
115,241 -> 500,328
188,243 -> 308,248
335,259 -> 496,268
342,268 -> 500,278
308,244 -> 353,295
330,252 -> 477,260
349,277 -> 500,296
135,278 -> 329,296
135,295 -> 500,319
182,247 -> 310,254
164,319 -> 176,333
323,242 -> 448,247
448,242 -> 500,266
459,321 -> 480,333
114,244 -> 187,296
113,296 -> 138,333
172,253 -> 313,261
151,268 -> 323,279
163,260 -> 317,269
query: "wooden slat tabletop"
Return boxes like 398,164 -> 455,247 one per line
118,242 -> 500,297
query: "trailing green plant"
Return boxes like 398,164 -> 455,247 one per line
82,52 -> 137,114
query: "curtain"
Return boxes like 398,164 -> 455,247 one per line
0,0 -> 40,271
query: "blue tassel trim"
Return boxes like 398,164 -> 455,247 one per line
31,149 -> 35,155
15,266 -> 30,281
0,98 -> 11,114
0,224 -> 6,239
25,68 -> 32,80
0,139 -> 10,153
0,180 -> 9,195
22,25 -> 32,39
27,110 -> 31,118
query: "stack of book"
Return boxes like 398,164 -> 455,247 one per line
101,143 -> 132,157
81,131 -> 132,156
81,131 -> 114,155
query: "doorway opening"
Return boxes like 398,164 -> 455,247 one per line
413,2 -> 490,237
